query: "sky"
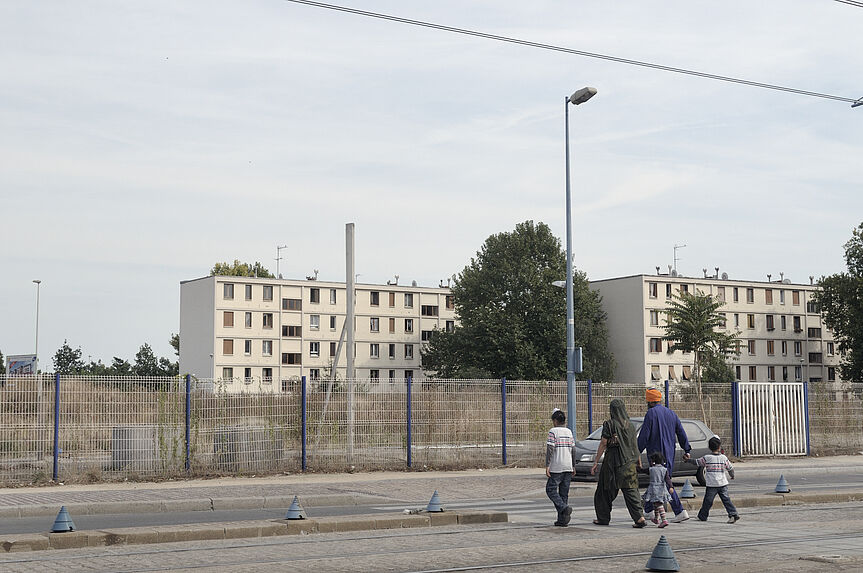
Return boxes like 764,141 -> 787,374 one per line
1,1 -> 861,367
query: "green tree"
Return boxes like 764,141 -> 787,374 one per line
169,333 -> 180,357
133,344 -> 160,377
701,349 -> 736,384
83,359 -> 111,376
0,349 -> 5,375
813,222 -> 863,382
421,220 -> 614,381
210,260 -> 273,278
109,357 -> 132,376
662,291 -> 740,421
52,340 -> 85,374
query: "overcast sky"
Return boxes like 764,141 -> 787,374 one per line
2,1 -> 861,366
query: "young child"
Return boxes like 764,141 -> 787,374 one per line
643,452 -> 674,528
546,408 -> 575,526
692,436 -> 739,523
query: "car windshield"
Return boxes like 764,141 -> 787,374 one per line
585,420 -> 643,440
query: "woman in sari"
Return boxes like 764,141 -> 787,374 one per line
590,398 -> 646,527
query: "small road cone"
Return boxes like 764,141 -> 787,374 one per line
284,496 -> 306,520
426,490 -> 444,512
775,474 -> 791,493
680,479 -> 696,498
646,535 -> 680,571
51,506 -> 76,533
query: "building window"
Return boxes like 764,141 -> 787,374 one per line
389,318 -> 396,333
766,315 -> 775,331
795,366 -> 802,381
767,340 -> 775,356
283,298 -> 302,311
648,282 -> 658,298
748,340 -> 756,355
370,317 -> 380,332
780,290 -> 786,305
783,366 -> 788,381
309,342 -> 320,357
809,352 -> 823,364
807,327 -> 822,338
244,368 -> 252,383
370,369 -> 379,382
389,369 -> 396,382
330,342 -> 337,357
405,369 -> 414,381
649,310 -> 660,327
389,343 -> 396,359
665,284 -> 672,299
223,311 -> 234,328
717,286 -> 725,302
283,325 -> 301,337
263,285 -> 273,301
388,292 -> 396,307
223,283 -> 234,300
330,315 -> 337,330
767,366 -> 776,381
446,295 -> 454,310
734,314 -> 740,328
404,344 -> 414,360
282,353 -> 301,365
330,289 -> 337,304
792,290 -> 800,305
421,330 -> 434,342
807,301 -> 820,314
263,313 -> 273,329
245,312 -> 252,328
310,368 -> 321,381
781,340 -> 788,356
649,338 -> 662,353
765,289 -> 773,304
310,288 -> 320,304
370,343 -> 379,358
680,284 -> 689,295
747,314 -> 755,329
310,315 -> 320,330
746,288 -> 754,303
794,341 -> 802,356
446,320 -> 455,333
735,366 -> 741,381
244,340 -> 252,355
793,316 -> 802,332
223,339 -> 234,355
827,342 -> 835,356
404,293 -> 414,308
719,313 -> 727,329
650,365 -> 661,380
404,319 -> 414,333
682,366 -> 692,381
781,315 -> 787,331
222,367 -> 234,380
828,367 -> 836,381
748,366 -> 757,381
262,367 -> 272,382
421,305 -> 439,317
245,284 -> 253,300
733,287 -> 739,302
370,291 -> 380,306
262,340 -> 273,356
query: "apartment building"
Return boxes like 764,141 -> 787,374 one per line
590,273 -> 841,385
179,275 -> 456,392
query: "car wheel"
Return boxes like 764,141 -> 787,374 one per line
696,466 -> 706,487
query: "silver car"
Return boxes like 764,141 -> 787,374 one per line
572,416 -> 719,486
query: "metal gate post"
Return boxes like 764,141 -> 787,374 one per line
185,374 -> 191,472
406,376 -> 412,468
301,376 -> 307,471
731,381 -> 740,457
52,373 -> 60,482
664,379 -> 670,408
803,381 -> 811,456
501,378 -> 507,466
587,379 -> 593,434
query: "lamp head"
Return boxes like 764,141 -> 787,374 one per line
569,87 -> 598,105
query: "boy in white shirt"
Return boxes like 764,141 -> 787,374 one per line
546,409 -> 576,526
692,436 -> 740,523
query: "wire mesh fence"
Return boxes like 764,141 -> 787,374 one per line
1,374 -> 861,485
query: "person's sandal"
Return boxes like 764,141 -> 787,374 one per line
632,519 -> 646,528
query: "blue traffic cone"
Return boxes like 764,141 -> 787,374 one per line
284,496 -> 306,520
646,535 -> 680,571
426,490 -> 444,512
51,506 -> 76,533
680,479 -> 696,498
775,474 -> 791,493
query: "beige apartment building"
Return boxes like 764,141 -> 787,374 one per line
179,276 -> 456,392
590,273 -> 841,386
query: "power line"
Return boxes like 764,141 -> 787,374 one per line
835,0 -> 863,8
283,0 -> 861,107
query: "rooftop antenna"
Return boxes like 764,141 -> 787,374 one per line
673,244 -> 687,274
767,274 -> 772,282
275,245 -> 287,279
715,267 -> 720,278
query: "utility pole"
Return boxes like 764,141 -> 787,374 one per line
275,245 -> 287,278
673,244 -> 687,274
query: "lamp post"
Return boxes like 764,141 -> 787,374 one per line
33,280 -> 41,373
32,279 -> 43,459
564,87 -> 597,434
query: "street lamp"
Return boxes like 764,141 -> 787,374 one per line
33,280 -> 41,373
564,87 -> 597,434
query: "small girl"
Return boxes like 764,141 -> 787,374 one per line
642,452 -> 674,528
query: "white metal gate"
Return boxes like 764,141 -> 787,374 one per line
737,382 -> 807,456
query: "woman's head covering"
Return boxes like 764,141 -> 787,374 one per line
608,398 -> 639,465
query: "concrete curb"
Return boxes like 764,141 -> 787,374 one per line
682,490 -> 863,512
0,511 -> 508,553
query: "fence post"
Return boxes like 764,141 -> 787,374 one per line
731,381 -> 740,457
184,375 -> 191,472
587,379 -> 593,434
501,378 -> 507,466
803,381 -> 811,456
406,376 -> 412,468
664,379 -> 670,408
52,373 -> 60,482
301,376 -> 307,471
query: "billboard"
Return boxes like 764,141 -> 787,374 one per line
7,354 -> 37,375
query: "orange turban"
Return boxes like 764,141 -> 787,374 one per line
645,388 -> 662,403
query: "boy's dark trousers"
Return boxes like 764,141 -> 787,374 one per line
698,485 -> 738,520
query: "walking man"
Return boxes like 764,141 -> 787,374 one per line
637,387 -> 692,522
546,408 -> 576,526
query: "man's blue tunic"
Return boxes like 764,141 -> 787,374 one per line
637,404 -> 691,472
